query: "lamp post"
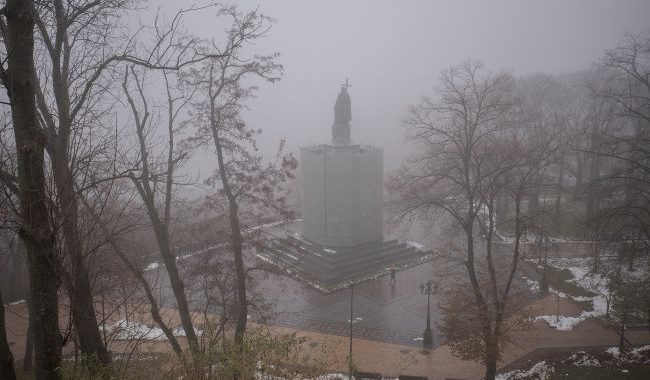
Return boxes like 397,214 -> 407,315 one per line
348,283 -> 354,380
420,280 -> 434,349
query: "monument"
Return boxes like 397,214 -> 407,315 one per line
301,80 -> 383,247
260,81 -> 429,291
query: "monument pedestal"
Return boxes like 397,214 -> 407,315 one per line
259,221 -> 430,292
260,83 -> 429,291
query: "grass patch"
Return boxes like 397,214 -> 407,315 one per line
574,299 -> 594,312
15,353 -> 168,380
549,364 -> 650,379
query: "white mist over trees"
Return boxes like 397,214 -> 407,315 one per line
390,34 -> 650,380
0,1 -> 648,379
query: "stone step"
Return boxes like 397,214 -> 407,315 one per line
319,248 -> 424,282
263,235 -> 429,291
286,235 -> 399,257
300,246 -> 417,273
300,242 -> 411,268
271,246 -> 423,286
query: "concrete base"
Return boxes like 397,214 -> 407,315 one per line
258,221 -> 430,292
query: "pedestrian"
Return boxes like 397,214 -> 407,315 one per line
390,268 -> 396,285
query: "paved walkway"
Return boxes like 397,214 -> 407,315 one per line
146,246 -> 540,349
4,294 -> 649,379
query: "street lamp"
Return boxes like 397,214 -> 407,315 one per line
420,280 -> 434,349
348,283 -> 354,380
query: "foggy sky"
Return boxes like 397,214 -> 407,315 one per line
153,0 -> 650,176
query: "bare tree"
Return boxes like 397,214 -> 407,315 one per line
184,6 -> 295,348
79,189 -> 186,356
120,63 -> 201,352
392,60 -> 555,380
594,32 -> 650,244
23,0 -> 231,365
0,0 -> 62,378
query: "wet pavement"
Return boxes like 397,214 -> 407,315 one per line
258,259 -> 442,347
147,241 -> 541,348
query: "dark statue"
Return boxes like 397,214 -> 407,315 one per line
332,79 -> 352,144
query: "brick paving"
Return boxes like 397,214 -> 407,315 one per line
4,294 -> 650,379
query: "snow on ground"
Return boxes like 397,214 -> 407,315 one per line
244,220 -> 293,234
529,257 -> 612,331
630,345 -> 650,357
499,346 -> 650,379
521,275 -> 540,293
144,262 -> 160,271
406,240 -> 426,249
496,361 -> 554,380
572,353 -> 601,367
103,318 -> 202,341
104,319 -> 167,341
143,220 -> 298,273
255,372 -> 350,380
606,346 -> 621,357
535,315 -> 585,331
603,345 -> 650,365
312,374 -> 349,380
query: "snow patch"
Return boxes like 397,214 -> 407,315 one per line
630,345 -> 650,357
606,347 -> 620,357
103,319 -> 202,341
573,355 -> 600,367
144,262 -> 160,271
522,276 -> 540,293
496,361 -> 554,380
406,240 -> 426,249
536,315 -> 585,331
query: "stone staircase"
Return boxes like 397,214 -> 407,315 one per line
262,234 -> 429,290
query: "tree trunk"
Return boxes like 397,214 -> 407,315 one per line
484,336 -> 499,380
229,201 -> 247,345
122,69 -> 200,353
80,197 -> 184,355
212,132 -> 248,345
592,241 -> 600,273
585,133 -> 601,225
150,222 -> 199,352
51,144 -> 109,366
555,150 -> 565,218
23,309 -> 33,371
495,192 -> 508,228
210,115 -> 248,346
67,264 -> 110,366
619,307 -> 627,353
575,152 -> 584,199
6,1 -> 63,378
0,288 -> 17,380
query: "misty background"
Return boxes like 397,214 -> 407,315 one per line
144,0 -> 650,180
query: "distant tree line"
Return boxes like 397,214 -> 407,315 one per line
391,31 -> 649,380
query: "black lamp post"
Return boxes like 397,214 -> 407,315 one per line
348,283 -> 354,380
420,280 -> 434,349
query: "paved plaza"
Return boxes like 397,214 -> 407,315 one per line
145,237 -> 540,348
255,248 -> 541,347
259,259 -> 442,346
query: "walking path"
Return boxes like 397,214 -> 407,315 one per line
4,294 -> 649,379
